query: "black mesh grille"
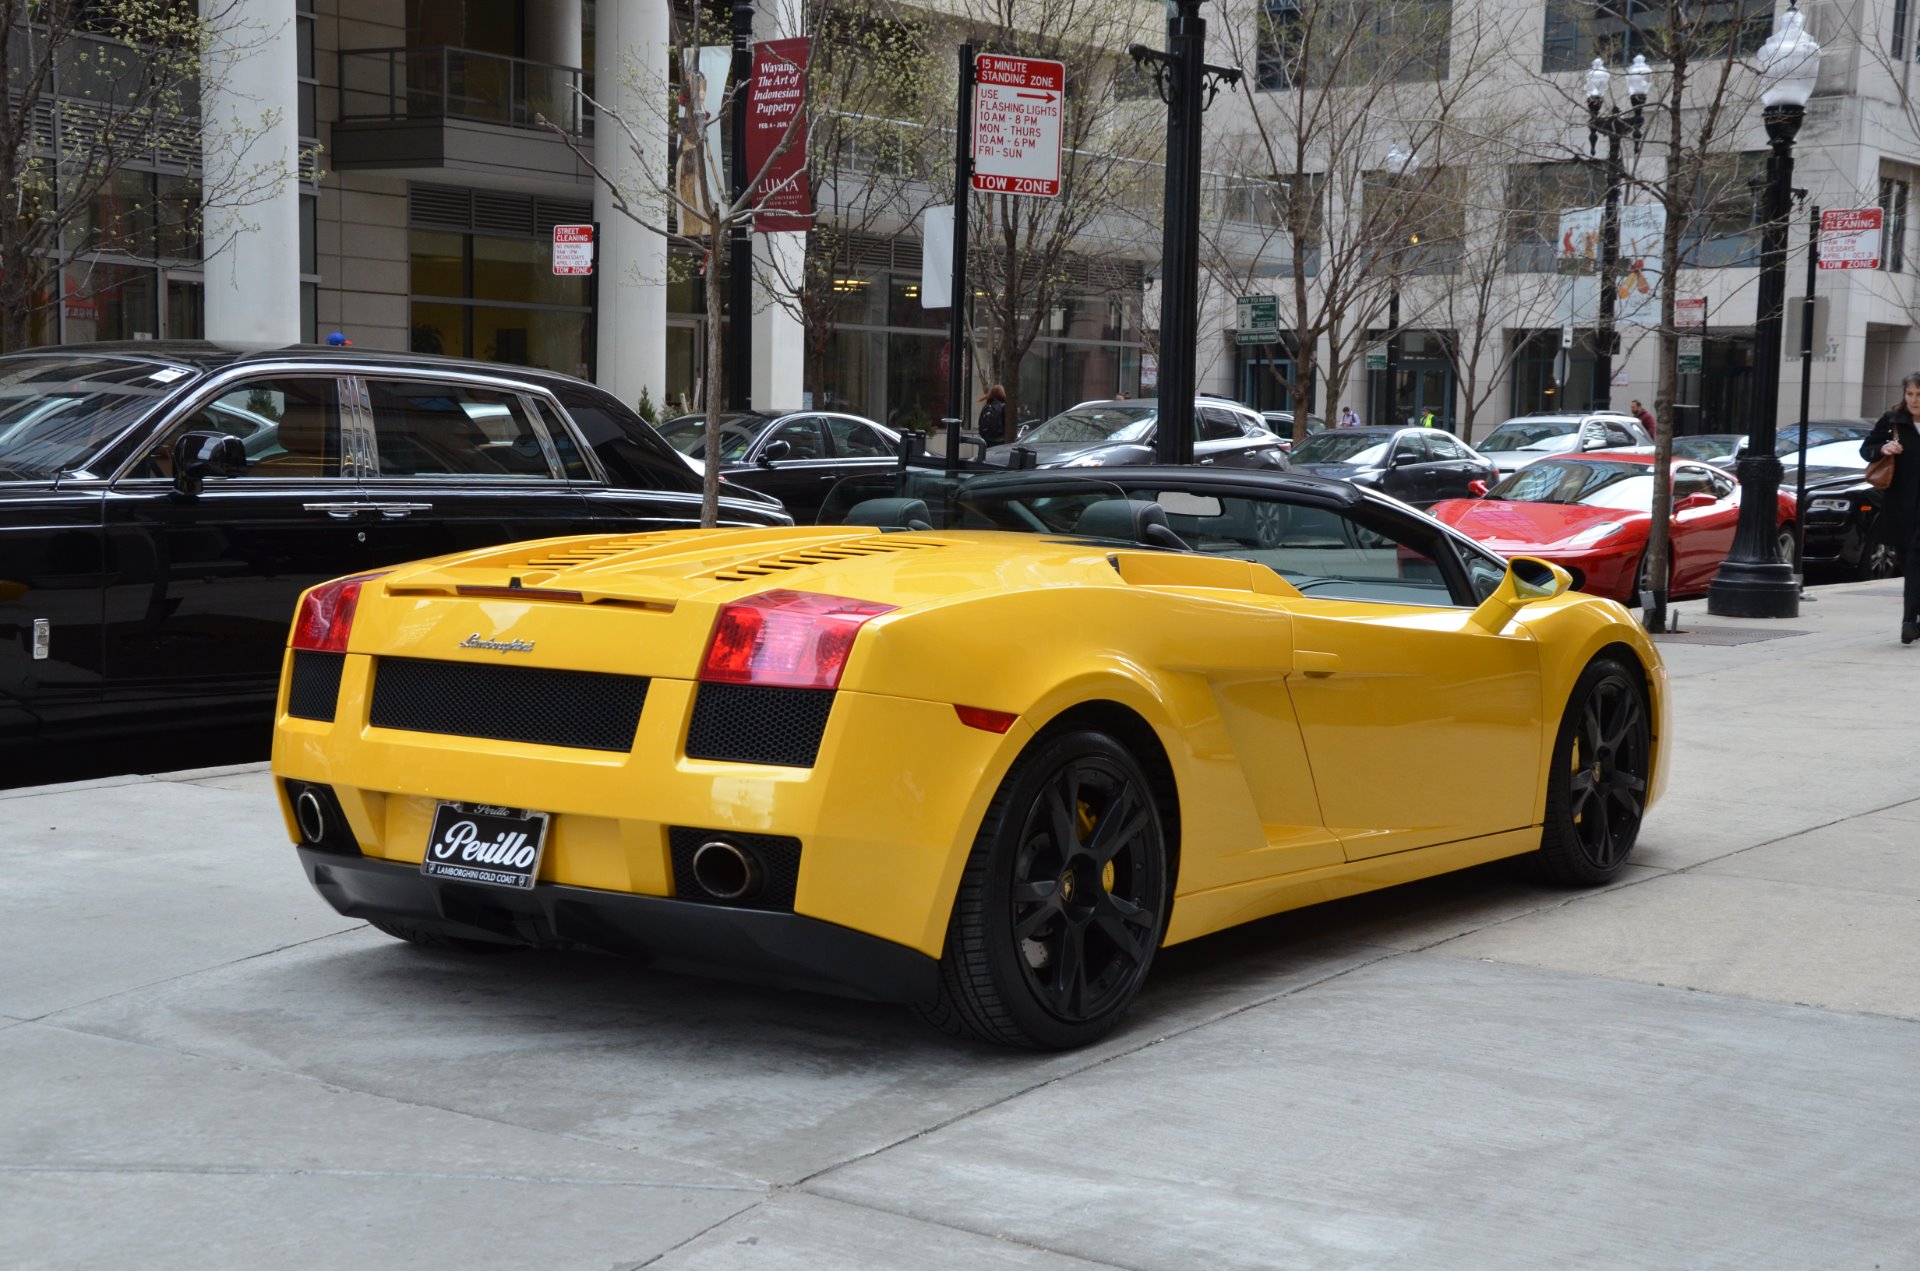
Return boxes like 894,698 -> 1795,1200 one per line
668,827 -> 802,912
369,658 -> 648,751
287,652 -> 345,722
685,683 -> 834,767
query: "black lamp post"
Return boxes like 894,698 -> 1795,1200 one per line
1130,3 -> 1240,465
726,0 -> 754,412
1583,54 -> 1650,411
1709,0 -> 1820,619
1378,144 -> 1417,427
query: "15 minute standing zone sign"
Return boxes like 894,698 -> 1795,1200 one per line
972,54 -> 1065,198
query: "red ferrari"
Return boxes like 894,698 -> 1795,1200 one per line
1430,452 -> 1798,603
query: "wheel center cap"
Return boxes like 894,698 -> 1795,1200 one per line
1058,870 -> 1075,902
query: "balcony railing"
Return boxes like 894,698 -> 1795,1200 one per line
338,46 -> 589,137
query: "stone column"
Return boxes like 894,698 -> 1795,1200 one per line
200,0 -> 302,346
595,0 -> 670,410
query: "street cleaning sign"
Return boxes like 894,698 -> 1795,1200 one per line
972,54 -> 1065,197
1236,295 -> 1279,345
551,224 -> 594,275
1818,208 -> 1882,270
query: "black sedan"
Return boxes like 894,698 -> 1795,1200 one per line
1791,440 -> 1904,580
985,398 -> 1288,470
1287,427 -> 1498,507
659,410 -> 901,522
0,343 -> 789,754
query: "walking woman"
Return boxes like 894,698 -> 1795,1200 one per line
1862,372 -> 1920,644
977,384 -> 1008,447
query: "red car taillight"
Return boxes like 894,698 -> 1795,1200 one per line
291,572 -> 390,653
699,590 -> 896,690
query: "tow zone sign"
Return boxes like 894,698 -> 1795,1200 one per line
972,55 -> 1065,198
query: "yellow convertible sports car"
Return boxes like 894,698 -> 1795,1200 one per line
272,467 -> 1667,1049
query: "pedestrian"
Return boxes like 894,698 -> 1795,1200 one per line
1419,407 -> 1437,429
1861,373 -> 1920,644
1338,405 -> 1359,428
1631,398 -> 1656,433
977,384 -> 1008,446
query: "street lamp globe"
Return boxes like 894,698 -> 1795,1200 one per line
1625,54 -> 1653,103
1585,58 -> 1611,108
1757,0 -> 1821,108
1384,143 -> 1419,176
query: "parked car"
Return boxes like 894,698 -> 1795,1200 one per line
1260,410 -> 1328,450
1430,452 -> 1796,603
990,398 -> 1288,470
1287,426 -> 1500,508
0,343 -> 789,753
658,410 -> 901,522
1790,439 -> 1904,579
272,461 -> 1665,1048
1477,413 -> 1651,475
1671,434 -> 1745,465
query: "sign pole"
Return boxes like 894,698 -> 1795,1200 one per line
588,220 -> 601,384
945,44 -> 974,477
727,0 -> 755,412
1794,204 -> 1819,578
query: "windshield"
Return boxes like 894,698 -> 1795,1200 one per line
1487,459 -> 1655,510
1482,421 -> 1576,450
0,356 -> 187,480
659,414 -> 760,461
1672,435 -> 1741,462
1795,440 -> 1868,470
1020,404 -> 1156,446
1291,433 -> 1390,465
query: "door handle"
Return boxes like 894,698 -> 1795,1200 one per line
372,502 -> 434,519
1295,649 -> 1342,677
304,501 -> 370,520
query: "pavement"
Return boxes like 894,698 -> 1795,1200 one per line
3,579 -> 1918,1269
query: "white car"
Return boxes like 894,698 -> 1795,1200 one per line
1478,413 -> 1652,474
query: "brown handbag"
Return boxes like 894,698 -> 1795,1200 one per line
1867,454 -> 1895,489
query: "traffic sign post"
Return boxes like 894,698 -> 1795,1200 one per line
553,223 -> 600,382
1235,295 -> 1278,346
1817,207 -> 1881,270
971,55 -> 1064,198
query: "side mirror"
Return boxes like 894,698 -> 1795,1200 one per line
1468,556 -> 1572,634
758,439 -> 792,465
1468,479 -> 1490,497
1389,450 -> 1416,467
1675,491 -> 1717,512
172,430 -> 246,497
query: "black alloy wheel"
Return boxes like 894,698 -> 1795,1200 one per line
1531,657 -> 1653,885
1860,524 -> 1903,581
1776,525 -> 1798,567
918,728 -> 1169,1049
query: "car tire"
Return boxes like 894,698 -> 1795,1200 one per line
1250,500 -> 1290,547
1776,524 -> 1798,566
916,728 -> 1169,1050
1859,521 -> 1903,581
1528,656 -> 1652,886
366,917 -> 523,954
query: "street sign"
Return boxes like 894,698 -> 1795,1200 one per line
1236,295 -> 1279,346
1365,347 -> 1387,371
1676,297 -> 1706,328
1678,335 -> 1702,375
552,224 -> 595,275
1819,208 -> 1882,270
971,54 -> 1065,198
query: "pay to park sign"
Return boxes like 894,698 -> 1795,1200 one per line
972,54 -> 1065,198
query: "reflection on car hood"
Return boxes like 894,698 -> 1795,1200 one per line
1292,462 -> 1370,478
1795,466 -> 1874,492
1430,497 -> 1644,548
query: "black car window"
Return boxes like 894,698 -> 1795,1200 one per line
1707,468 -> 1735,499
366,380 -> 558,479
530,399 -> 594,480
826,415 -> 890,458
1392,433 -> 1431,463
1672,465 -> 1714,499
135,378 -> 343,480
1196,407 -> 1242,442
1604,424 -> 1636,447
1428,434 -> 1470,461
767,417 -> 826,460
553,388 -> 699,493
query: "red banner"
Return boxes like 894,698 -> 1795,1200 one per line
747,37 -> 812,233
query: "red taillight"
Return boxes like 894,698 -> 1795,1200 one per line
954,705 -> 1018,733
699,590 -> 896,690
291,572 -> 389,653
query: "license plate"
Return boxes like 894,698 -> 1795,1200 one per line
421,802 -> 549,890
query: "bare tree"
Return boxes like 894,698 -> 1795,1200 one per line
552,11 -> 813,526
0,1 -> 291,351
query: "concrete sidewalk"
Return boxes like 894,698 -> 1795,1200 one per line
3,580 -> 1917,1269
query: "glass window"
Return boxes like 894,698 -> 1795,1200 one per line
1223,501 -> 1457,606
1427,433 -> 1468,460
366,379 -> 559,478
1392,433 -> 1431,462
534,400 -> 594,479
765,417 -> 826,460
1880,178 -> 1908,273
0,355 -> 178,480
826,415 -> 891,457
63,263 -> 158,342
166,278 -> 203,340
1197,407 -> 1243,441
137,379 -> 343,480
1542,0 -> 1769,71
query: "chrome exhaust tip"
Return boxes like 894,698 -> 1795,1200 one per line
295,788 -> 329,845
691,839 -> 762,901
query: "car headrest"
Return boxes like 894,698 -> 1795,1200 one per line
1075,498 -> 1168,542
840,497 -> 933,531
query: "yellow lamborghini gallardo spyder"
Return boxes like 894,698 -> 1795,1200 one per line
272,466 -> 1667,1049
